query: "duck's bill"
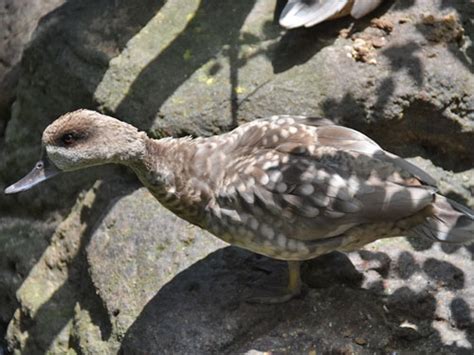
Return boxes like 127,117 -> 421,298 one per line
4,158 -> 60,194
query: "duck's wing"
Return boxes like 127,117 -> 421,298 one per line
315,125 -> 437,187
214,122 -> 435,241
251,117 -> 436,187
279,0 -> 348,29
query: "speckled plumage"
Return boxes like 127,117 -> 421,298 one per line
5,110 -> 474,302
129,114 -> 446,261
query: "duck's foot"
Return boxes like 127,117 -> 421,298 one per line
246,260 -> 302,304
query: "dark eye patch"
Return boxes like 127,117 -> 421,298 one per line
59,131 -> 86,147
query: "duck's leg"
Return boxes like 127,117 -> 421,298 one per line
246,260 -> 302,304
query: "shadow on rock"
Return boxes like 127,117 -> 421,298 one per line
120,244 -> 474,353
423,257 -> 464,290
303,251 -> 363,289
119,248 -> 371,354
353,247 -> 474,353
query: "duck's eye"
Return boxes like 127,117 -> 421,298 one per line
61,133 -> 76,146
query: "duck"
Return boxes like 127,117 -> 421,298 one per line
5,110 -> 474,303
279,0 -> 384,29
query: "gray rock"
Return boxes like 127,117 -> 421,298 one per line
118,237 -> 474,354
86,188 -> 227,353
0,218 -> 54,332
0,0 -> 65,134
1,0 -> 473,353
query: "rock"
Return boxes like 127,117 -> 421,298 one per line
1,0 -> 473,353
120,239 -> 473,354
354,337 -> 368,346
4,183 -> 227,354
0,218 -> 54,345
0,0 -> 65,134
85,188 -> 227,353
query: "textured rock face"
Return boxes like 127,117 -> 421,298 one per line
0,0 -> 65,134
0,0 -> 473,353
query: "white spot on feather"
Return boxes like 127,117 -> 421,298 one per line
276,183 -> 287,193
299,184 -> 314,195
244,165 -> 254,175
269,170 -> 282,183
260,224 -> 275,240
277,234 -> 287,248
288,239 -> 297,251
246,177 -> 255,188
297,242 -> 309,253
260,174 -> 270,185
249,217 -> 259,230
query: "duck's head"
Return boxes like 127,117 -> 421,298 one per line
5,109 -> 146,194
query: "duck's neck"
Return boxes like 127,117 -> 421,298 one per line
127,136 -> 210,224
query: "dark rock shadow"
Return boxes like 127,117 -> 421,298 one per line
392,0 -> 416,10
359,250 -> 391,278
423,258 -> 464,290
119,247 -> 265,354
119,247 -> 365,354
303,251 -> 363,289
269,22 -> 343,74
451,297 -> 472,330
120,245 -> 474,354
396,250 -> 419,279
382,42 -> 424,87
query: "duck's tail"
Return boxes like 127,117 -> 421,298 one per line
410,194 -> 474,244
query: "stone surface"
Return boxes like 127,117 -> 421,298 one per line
86,188 -> 227,353
0,0 -> 473,353
119,235 -> 474,354
0,0 -> 65,135
0,217 -> 55,352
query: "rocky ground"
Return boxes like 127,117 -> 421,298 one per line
0,0 -> 473,353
